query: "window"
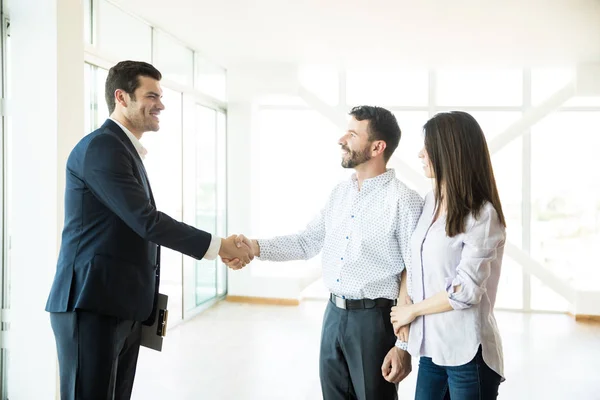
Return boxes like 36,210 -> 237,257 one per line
530,111 -> 600,311
153,30 -> 194,87
195,53 -> 227,101
532,68 -> 600,107
216,111 -> 227,296
436,69 -> 523,106
188,105 -> 218,306
346,68 -> 428,106
84,63 -> 108,132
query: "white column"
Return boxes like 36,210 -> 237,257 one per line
7,0 -> 83,398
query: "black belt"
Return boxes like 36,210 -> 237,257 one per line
329,293 -> 397,310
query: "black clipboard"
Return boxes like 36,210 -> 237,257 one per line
140,293 -> 168,351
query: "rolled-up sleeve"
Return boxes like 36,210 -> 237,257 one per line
447,204 -> 505,310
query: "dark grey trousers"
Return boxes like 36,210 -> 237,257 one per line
50,310 -> 142,400
319,301 -> 399,400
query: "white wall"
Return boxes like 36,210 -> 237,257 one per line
7,0 -> 84,397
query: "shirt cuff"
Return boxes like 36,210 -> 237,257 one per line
203,235 -> 222,260
395,339 -> 408,351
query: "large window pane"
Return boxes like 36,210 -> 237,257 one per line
532,68 -> 573,107
194,53 -> 226,101
97,0 -> 151,62
531,112 -> 600,310
142,88 -> 184,323
436,69 -> 523,106
153,30 -> 194,87
84,64 -> 108,132
189,105 -> 218,306
346,68 -> 428,106
532,68 -> 600,107
468,111 -> 522,140
216,111 -> 227,297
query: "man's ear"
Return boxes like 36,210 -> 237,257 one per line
114,89 -> 129,108
372,140 -> 387,157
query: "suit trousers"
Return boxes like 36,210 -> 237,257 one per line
50,310 -> 142,400
319,301 -> 399,400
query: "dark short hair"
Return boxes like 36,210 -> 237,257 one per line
424,111 -> 506,236
348,106 -> 401,162
105,61 -> 162,114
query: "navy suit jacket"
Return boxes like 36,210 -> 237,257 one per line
46,119 -> 212,322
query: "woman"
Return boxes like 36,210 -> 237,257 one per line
391,111 -> 506,399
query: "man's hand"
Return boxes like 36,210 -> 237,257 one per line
381,346 -> 412,384
221,234 -> 259,269
396,324 -> 410,343
218,235 -> 254,269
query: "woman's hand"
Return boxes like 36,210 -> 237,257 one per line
391,296 -> 416,336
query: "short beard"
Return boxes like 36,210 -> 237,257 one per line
341,147 -> 372,168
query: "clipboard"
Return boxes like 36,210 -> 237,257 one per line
141,293 -> 168,351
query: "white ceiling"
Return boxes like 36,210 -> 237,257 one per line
112,0 -> 600,68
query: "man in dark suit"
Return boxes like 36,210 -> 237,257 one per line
45,60 -> 252,400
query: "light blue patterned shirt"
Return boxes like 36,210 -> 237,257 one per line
258,169 -> 423,349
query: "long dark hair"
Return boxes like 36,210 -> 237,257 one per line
424,111 -> 506,237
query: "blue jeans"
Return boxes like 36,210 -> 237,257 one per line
415,346 -> 502,400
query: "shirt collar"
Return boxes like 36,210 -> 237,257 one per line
351,169 -> 395,191
109,117 -> 148,160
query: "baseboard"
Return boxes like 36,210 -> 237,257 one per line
225,295 -> 300,306
568,312 -> 600,323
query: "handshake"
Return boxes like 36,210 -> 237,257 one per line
217,234 -> 259,270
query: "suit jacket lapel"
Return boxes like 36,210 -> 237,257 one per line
100,120 -> 162,275
101,119 -> 156,206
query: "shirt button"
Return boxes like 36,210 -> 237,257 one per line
351,215 -> 354,218
342,296 -> 345,299
346,236 -> 349,239
336,279 -> 340,282
341,257 -> 344,260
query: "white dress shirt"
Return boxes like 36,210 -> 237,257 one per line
109,118 -> 221,260
408,191 -> 505,378
258,169 -> 423,348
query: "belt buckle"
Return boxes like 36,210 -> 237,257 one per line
364,299 -> 376,309
334,295 -> 346,310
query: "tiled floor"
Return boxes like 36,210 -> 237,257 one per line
132,300 -> 600,400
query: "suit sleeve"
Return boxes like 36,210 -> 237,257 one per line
83,134 -> 211,259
